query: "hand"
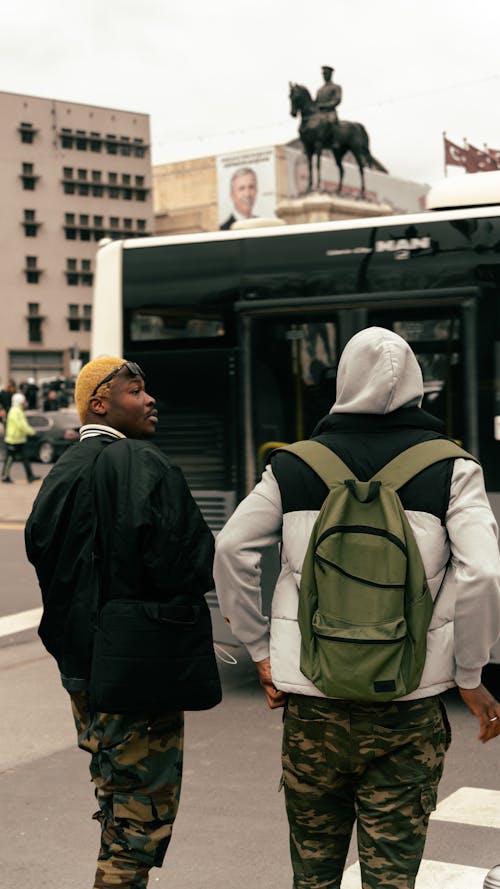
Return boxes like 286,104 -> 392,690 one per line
255,657 -> 287,709
458,683 -> 500,743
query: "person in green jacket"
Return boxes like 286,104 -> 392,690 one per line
1,392 -> 39,483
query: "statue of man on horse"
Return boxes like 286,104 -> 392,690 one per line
315,65 -> 342,123
289,67 -> 387,200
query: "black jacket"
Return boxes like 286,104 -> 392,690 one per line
25,435 -> 215,690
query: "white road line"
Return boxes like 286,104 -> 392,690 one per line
0,606 -> 42,638
431,786 -> 500,829
341,859 -> 488,888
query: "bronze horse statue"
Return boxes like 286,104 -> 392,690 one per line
289,82 -> 387,199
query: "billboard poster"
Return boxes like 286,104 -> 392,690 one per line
216,147 -> 277,229
285,146 -> 429,213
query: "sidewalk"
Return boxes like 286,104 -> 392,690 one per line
0,475 -> 41,523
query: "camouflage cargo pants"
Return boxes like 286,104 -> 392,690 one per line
282,694 -> 451,889
71,692 -> 183,889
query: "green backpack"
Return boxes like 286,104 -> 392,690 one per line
283,438 -> 476,702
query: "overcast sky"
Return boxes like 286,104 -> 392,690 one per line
3,0 -> 500,185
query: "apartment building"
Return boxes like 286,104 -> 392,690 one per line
0,91 -> 154,386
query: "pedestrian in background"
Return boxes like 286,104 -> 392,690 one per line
0,378 -> 16,422
25,356 -> 221,889
43,388 -> 59,411
214,327 -> 500,889
1,392 -> 38,483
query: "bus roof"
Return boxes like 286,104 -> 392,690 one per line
426,170 -> 500,210
97,199 -> 500,256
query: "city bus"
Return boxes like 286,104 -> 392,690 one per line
92,172 -> 500,535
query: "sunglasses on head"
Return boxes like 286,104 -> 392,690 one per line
90,361 -> 145,399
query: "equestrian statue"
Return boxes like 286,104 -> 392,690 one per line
289,66 -> 388,200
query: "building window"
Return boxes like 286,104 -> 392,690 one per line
24,256 -> 41,283
65,213 -> 76,224
63,167 -> 73,179
106,135 -> 118,155
123,218 -> 132,230
60,127 -> 73,148
133,138 -> 146,158
122,174 -> 131,185
109,187 -> 119,199
91,170 -> 102,182
21,162 -> 37,190
63,182 -> 75,194
90,132 -> 101,152
76,130 -> 88,150
77,169 -> 87,181
120,137 -> 132,157
136,219 -> 146,231
108,172 -> 118,183
122,188 -> 133,200
65,260 -> 93,287
78,183 -> 89,196
68,302 -> 92,331
65,258 -> 78,285
22,209 -> 40,237
135,175 -> 145,186
68,303 -> 80,329
26,302 -> 43,342
92,185 -> 104,197
19,122 -> 36,144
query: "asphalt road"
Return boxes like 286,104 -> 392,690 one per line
1,477 -> 500,888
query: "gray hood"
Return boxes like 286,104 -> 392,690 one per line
331,327 -> 423,415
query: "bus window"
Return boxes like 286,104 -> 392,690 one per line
253,318 -> 338,447
372,315 -> 463,441
128,306 -> 226,343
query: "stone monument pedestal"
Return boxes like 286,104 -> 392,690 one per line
276,192 -> 393,225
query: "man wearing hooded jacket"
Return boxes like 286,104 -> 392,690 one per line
214,327 -> 500,889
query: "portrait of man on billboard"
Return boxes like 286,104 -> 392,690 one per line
220,166 -> 258,230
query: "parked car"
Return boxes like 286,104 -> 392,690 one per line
0,409 -> 80,464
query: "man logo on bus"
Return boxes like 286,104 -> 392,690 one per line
375,237 -> 431,252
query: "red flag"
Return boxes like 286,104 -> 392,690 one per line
486,147 -> 500,168
444,136 -> 469,167
465,144 -> 498,173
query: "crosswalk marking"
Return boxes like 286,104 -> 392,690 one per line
339,786 -> 500,887
431,787 -> 500,829
340,859 -> 488,888
0,606 -> 42,638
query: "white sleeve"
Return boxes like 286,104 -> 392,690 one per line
446,458 -> 500,688
213,466 -> 282,662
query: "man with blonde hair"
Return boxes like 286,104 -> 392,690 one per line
26,356 -> 220,889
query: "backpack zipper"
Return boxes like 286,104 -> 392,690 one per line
315,553 -> 406,589
317,524 -> 407,556
313,631 -> 406,644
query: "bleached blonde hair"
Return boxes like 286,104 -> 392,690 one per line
74,356 -> 124,423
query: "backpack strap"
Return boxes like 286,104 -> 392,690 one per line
372,439 -> 478,491
280,440 -> 356,489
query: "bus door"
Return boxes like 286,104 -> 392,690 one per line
366,305 -> 477,453
239,312 -> 341,488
